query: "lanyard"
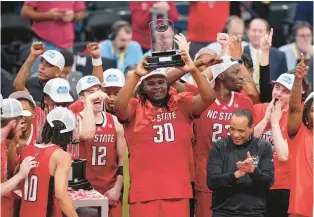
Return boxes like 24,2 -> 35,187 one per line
292,43 -> 310,59
111,46 -> 125,70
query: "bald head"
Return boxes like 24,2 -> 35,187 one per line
247,18 -> 270,48
227,16 -> 245,38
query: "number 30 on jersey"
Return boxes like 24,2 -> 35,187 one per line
153,123 -> 175,143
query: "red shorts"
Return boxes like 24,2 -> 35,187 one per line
129,198 -> 190,217
195,191 -> 213,217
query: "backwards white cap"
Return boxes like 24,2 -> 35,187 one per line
9,91 -> 36,107
1,98 -> 32,119
305,92 -> 314,104
47,107 -> 75,133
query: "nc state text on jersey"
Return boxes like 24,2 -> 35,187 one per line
152,111 -> 177,122
207,110 -> 233,121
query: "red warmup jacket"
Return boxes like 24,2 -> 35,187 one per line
130,1 -> 179,50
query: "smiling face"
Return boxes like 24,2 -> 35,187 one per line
229,115 -> 253,145
142,75 -> 168,105
103,86 -> 121,113
222,64 -> 243,92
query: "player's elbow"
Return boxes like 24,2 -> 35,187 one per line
21,6 -> 32,18
277,152 -> 289,162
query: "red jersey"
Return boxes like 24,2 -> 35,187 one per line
254,103 -> 291,190
194,91 -> 255,192
20,144 -> 62,217
69,99 -> 84,114
124,96 -> 195,203
1,142 -> 14,217
288,124 -> 313,217
79,112 -> 118,194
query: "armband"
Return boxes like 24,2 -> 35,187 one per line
92,57 -> 102,66
117,166 -> 123,176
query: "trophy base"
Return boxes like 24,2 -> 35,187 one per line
69,179 -> 92,190
145,51 -> 184,70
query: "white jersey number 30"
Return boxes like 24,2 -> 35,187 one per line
153,123 -> 175,143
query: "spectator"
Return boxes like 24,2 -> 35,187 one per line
188,2 -> 230,59
244,18 -> 287,82
279,21 -> 313,71
130,1 -> 179,53
207,109 -> 274,217
99,21 -> 143,73
207,16 -> 248,54
21,1 -> 85,74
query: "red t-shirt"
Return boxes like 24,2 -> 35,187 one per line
288,124 -> 313,217
79,112 -> 118,194
69,99 -> 84,114
20,144 -> 62,217
254,103 -> 291,190
130,1 -> 179,49
184,83 -> 199,96
1,142 -> 14,217
188,2 -> 229,42
24,1 -> 85,49
124,96 -> 195,202
194,91 -> 256,192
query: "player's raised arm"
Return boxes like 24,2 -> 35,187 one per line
181,51 -> 216,116
13,42 -> 45,93
287,54 -> 309,138
114,58 -> 149,121
54,150 -> 78,217
87,42 -> 104,83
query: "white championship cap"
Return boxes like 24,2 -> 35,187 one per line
305,92 -> 314,104
194,47 -> 217,61
210,56 -> 239,87
9,91 -> 36,107
43,78 -> 73,103
1,98 -> 32,119
140,68 -> 167,83
41,50 -> 65,71
103,68 -> 125,88
47,107 -> 75,133
272,73 -> 295,91
76,76 -> 101,95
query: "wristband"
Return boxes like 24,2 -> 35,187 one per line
117,166 -> 123,176
92,57 -> 102,66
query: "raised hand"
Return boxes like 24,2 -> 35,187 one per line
178,50 -> 196,73
86,91 -> 109,104
174,33 -> 190,53
260,28 -> 273,52
295,53 -> 309,79
217,33 -> 230,48
135,56 -> 150,77
228,36 -> 242,59
87,42 -> 101,59
30,42 -> 46,59
270,100 -> 282,125
197,53 -> 223,67
263,98 -> 276,123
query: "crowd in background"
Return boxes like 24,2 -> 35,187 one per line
0,1 -> 313,217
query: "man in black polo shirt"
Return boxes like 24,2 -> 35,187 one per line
207,109 -> 274,217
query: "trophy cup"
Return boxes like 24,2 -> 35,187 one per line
145,19 -> 185,70
68,115 -> 92,190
